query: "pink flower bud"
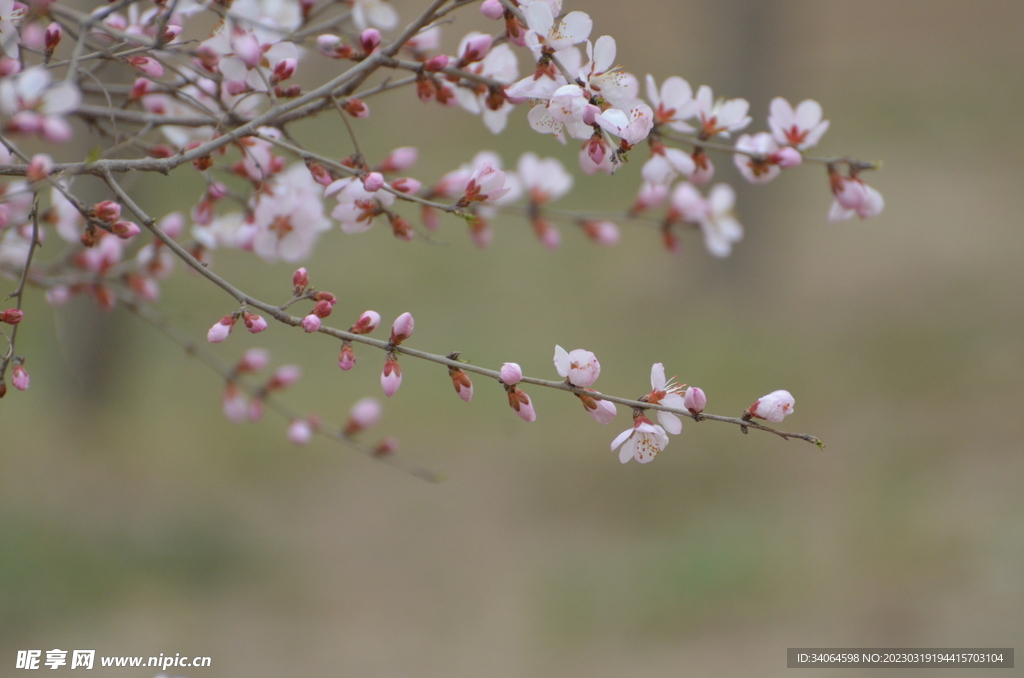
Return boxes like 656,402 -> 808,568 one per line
338,342 -> 356,370
307,162 -> 333,186
381,355 -> 402,397
578,394 -> 616,424
110,220 -> 141,239
360,28 -> 381,54
236,348 -> 270,373
129,56 -> 164,78
0,308 -> 24,325
301,314 -> 322,332
582,220 -> 620,246
449,367 -> 473,403
272,58 -> 297,83
499,362 -> 522,385
93,200 -> 121,222
44,22 -> 62,53
771,146 -> 802,168
362,171 -> 385,192
161,24 -> 183,42
222,383 -> 248,422
207,315 -> 236,343
391,177 -> 421,194
747,389 -> 795,422
582,103 -> 601,126
243,313 -> 268,333
312,291 -> 336,305
683,386 -> 706,415
553,345 -> 601,387
423,54 -> 449,72
130,77 -> 153,100
344,396 -> 382,435
207,182 -> 228,200
460,33 -> 492,64
380,147 -> 418,173
351,310 -> 380,334
159,212 -> 184,239
12,363 -> 29,391
344,98 -> 369,118
0,58 -> 20,77
389,312 -> 414,344
507,387 -> 536,422
480,0 -> 504,20
292,267 -> 309,291
27,154 -> 53,183
247,399 -> 264,422
312,300 -> 333,319
690,149 -> 714,185
288,419 -> 314,445
267,365 -> 301,390
232,32 -> 262,68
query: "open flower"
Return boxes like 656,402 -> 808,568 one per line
611,414 -> 668,464
645,362 -> 687,434
768,97 -> 829,150
553,345 -> 600,387
746,389 -> 795,422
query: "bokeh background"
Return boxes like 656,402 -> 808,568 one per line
2,0 -> 1022,676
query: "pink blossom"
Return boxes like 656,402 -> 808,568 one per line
611,415 -> 669,464
243,313 -> 268,333
93,200 -> 121,222
693,85 -> 751,139
252,163 -> 333,261
11,363 -> 29,390
507,386 -> 536,422
458,32 -> 493,65
301,314 -> 321,332
45,286 -> 71,307
480,0 -> 503,20
222,383 -> 248,423
460,164 -> 509,204
449,367 -> 473,402
26,154 -> 53,183
747,390 -> 795,422
553,345 -> 601,387
338,342 -> 356,370
128,56 -> 164,78
390,312 -> 414,344
359,28 -> 381,54
646,75 -> 697,133
391,177 -> 421,194
642,145 -> 696,186
499,362 -> 523,385
351,310 -> 381,334
518,152 -> 573,204
287,419 -> 314,445
645,362 -> 687,434
683,386 -> 706,415
0,308 -> 24,324
828,172 -> 884,222
379,147 -> 418,173
631,182 -> 669,214
0,0 -> 24,59
345,397 -> 382,434
578,36 -> 638,111
768,97 -> 829,150
292,267 -> 309,291
581,220 -> 620,245
595,103 -> 654,147
267,365 -> 301,390
381,354 -> 402,397
523,3 -> 592,56
110,220 -> 141,239
362,172 -> 385,192
351,0 -> 397,30
207,315 -> 236,343
733,132 -> 781,184
576,390 -> 616,424
236,348 -> 270,373
690,148 -> 714,185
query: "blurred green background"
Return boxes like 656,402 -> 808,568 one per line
2,0 -> 1022,676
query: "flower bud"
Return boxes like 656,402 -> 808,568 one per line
351,310 -> 380,334
381,354 -> 402,397
683,386 -> 706,415
423,54 -> 449,72
480,0 -> 504,20
44,22 -> 62,55
93,200 -> 121,222
459,33 -> 493,65
110,220 -> 141,239
288,419 -> 314,445
359,28 -> 381,54
499,362 -> 522,385
389,312 -> 414,344
222,383 -> 248,422
0,308 -> 24,325
292,267 -> 309,292
243,313 -> 268,333
582,220 -> 620,246
345,397 -> 382,435
771,146 -> 802,168
266,365 -> 301,390
338,342 -> 356,370
207,315 -> 236,343
373,437 -> 399,457
362,171 -> 385,192
247,398 -> 264,422
301,314 -> 322,332
312,300 -> 333,318
747,389 -> 795,422
307,162 -> 333,186
391,177 -> 421,194
379,147 -> 418,173
344,98 -> 369,118
27,154 -> 53,183
507,387 -> 536,422
128,55 -> 164,78
449,367 -> 473,403
236,348 -> 270,373
272,58 -> 297,84
12,363 -> 29,391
